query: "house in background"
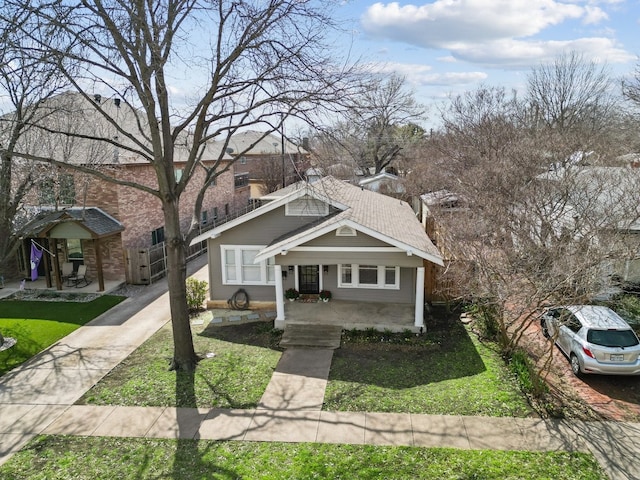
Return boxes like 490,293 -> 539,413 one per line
219,130 -> 309,198
13,92 -> 251,289
536,165 -> 640,290
358,171 -> 406,198
192,176 -> 443,331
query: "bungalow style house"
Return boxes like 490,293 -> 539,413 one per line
192,176 -> 444,331
13,92 -> 251,289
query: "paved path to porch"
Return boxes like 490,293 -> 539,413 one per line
1,257 -> 640,479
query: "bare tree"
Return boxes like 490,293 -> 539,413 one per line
430,78 -> 638,359
315,74 -> 425,174
526,51 -> 616,136
6,0 -> 359,371
0,4 -> 70,277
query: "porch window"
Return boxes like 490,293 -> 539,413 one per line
221,245 -> 276,285
385,266 -> 397,286
358,265 -> 378,285
337,264 -> 400,290
67,239 -> 83,260
341,264 -> 352,285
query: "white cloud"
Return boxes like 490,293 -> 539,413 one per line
452,37 -> 633,66
361,0 -> 633,70
362,0 -> 587,48
582,5 -> 608,24
366,61 -> 487,86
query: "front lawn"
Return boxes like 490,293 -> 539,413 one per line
78,321 -> 282,408
323,318 -> 532,417
0,295 -> 125,376
0,436 -> 605,480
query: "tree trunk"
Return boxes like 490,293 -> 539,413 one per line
163,201 -> 199,371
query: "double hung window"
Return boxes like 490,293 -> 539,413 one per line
221,246 -> 275,285
337,264 -> 399,289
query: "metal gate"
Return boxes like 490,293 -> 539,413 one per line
125,240 -> 206,285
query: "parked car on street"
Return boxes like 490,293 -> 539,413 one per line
541,305 -> 640,376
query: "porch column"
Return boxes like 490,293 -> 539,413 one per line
414,266 -> 425,328
274,264 -> 285,324
51,238 -> 62,290
94,238 -> 105,292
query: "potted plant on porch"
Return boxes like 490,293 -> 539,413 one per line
285,288 -> 299,301
319,290 -> 332,302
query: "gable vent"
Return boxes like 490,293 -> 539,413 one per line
336,226 -> 356,237
285,197 -> 329,216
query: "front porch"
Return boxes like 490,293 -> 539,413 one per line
0,276 -> 126,300
282,299 -> 417,333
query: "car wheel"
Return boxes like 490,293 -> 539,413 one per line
570,354 -> 582,377
541,318 -> 550,339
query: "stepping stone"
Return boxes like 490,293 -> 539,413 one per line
246,313 -> 260,320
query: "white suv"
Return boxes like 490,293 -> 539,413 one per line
541,305 -> 640,376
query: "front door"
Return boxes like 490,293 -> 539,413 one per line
298,265 -> 319,294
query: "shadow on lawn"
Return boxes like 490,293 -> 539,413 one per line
172,370 -> 238,479
330,307 -> 487,389
198,320 -> 283,350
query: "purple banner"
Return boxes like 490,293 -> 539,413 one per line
30,242 -> 43,281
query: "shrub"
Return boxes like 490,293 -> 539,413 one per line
464,301 -> 502,342
285,288 -> 299,299
186,278 -> 208,312
319,290 -> 331,300
510,349 -> 548,397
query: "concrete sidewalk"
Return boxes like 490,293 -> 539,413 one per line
1,257 -> 639,479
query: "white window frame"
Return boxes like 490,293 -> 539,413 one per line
221,245 -> 276,285
337,264 -> 400,290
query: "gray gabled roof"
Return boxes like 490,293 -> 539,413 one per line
256,176 -> 442,264
192,175 -> 443,265
19,207 -> 124,238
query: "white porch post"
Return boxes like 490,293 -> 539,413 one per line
274,264 -> 285,325
414,266 -> 425,328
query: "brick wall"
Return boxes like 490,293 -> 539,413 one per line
81,234 -> 126,280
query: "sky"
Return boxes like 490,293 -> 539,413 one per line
332,0 -> 640,106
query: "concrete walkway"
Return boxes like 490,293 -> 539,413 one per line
1,260 -> 639,480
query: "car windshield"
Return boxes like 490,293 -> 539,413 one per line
587,329 -> 639,348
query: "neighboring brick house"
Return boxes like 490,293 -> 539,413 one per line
14,92 -> 250,289
220,130 -> 309,199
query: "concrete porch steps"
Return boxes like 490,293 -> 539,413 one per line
279,324 -> 343,349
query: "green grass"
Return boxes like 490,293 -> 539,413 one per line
323,322 -> 532,417
79,313 -> 530,416
0,295 -> 125,376
0,436 -> 605,480
78,321 -> 282,408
